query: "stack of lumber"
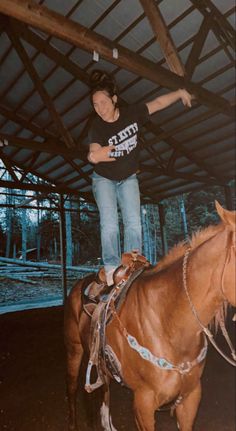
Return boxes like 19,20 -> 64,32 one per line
0,257 -> 99,284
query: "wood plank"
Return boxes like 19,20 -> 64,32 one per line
139,0 -> 185,76
0,256 -> 98,272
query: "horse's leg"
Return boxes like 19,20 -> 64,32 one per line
66,339 -> 84,431
100,379 -> 117,431
175,382 -> 202,431
64,290 -> 87,431
133,388 -> 156,431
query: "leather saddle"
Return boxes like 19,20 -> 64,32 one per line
83,251 -> 150,307
84,252 -> 150,392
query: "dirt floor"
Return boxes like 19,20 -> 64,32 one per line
0,306 -> 235,431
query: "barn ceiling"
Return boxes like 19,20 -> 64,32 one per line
0,0 -> 235,203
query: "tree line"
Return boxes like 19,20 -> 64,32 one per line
0,185 -> 230,266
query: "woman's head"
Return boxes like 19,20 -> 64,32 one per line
89,70 -> 119,122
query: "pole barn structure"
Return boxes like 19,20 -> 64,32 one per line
0,3 -> 235,429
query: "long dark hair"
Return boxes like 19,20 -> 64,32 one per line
89,69 -> 118,105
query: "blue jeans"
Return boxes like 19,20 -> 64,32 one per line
92,172 -> 142,274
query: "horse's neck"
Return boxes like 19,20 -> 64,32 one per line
184,228 -> 228,327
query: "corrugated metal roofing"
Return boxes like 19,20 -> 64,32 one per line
0,0 -> 235,202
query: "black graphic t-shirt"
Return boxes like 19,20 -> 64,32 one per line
88,103 -> 150,181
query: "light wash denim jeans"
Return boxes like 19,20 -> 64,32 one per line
92,172 -> 142,275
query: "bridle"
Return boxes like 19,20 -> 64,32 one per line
183,245 -> 236,366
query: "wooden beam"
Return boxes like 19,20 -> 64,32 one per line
0,178 -> 76,195
5,24 -> 75,149
0,0 -> 232,115
20,152 -> 40,182
139,0 -> 185,76
210,20 -> 235,63
0,154 -> 19,182
144,105 -> 229,149
190,0 -> 236,50
142,122 -> 229,183
139,163 -> 223,186
185,16 -> 211,79
147,182 -> 207,202
0,132 -> 91,182
10,19 -> 90,85
0,105 -> 56,140
0,132 -> 86,158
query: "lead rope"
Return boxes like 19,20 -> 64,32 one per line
183,247 -> 236,366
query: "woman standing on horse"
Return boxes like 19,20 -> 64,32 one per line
88,70 -> 192,287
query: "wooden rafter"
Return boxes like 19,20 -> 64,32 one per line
139,163 -> 223,186
0,132 -> 92,184
5,24 -> 75,149
21,152 -> 41,178
139,0 -> 185,76
0,153 -> 92,198
210,20 -> 235,62
0,133 -> 85,158
0,153 -> 19,182
185,15 -> 211,79
0,179 -> 91,199
10,19 -> 89,85
0,105 -> 56,140
0,0 -> 232,115
166,149 -> 179,172
143,122 -> 229,183
190,0 -> 236,50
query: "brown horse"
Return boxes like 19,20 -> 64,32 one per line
64,201 -> 235,431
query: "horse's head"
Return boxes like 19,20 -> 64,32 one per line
215,200 -> 236,306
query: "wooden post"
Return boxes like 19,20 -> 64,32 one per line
59,194 -> 67,303
158,203 -> 168,256
224,185 -> 234,210
21,190 -> 27,261
36,190 -> 41,261
65,197 -> 73,266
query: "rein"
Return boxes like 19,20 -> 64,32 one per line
183,247 -> 236,366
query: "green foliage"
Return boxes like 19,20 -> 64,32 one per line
185,187 -> 226,232
0,184 -> 234,263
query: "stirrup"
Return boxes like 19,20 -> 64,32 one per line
85,360 -> 104,393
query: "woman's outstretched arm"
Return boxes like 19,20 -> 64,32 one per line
146,88 -> 192,115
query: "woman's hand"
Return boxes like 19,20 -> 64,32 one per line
178,89 -> 193,108
88,144 -> 116,164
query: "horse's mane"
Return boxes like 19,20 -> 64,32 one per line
150,221 -> 229,330
154,222 -> 224,273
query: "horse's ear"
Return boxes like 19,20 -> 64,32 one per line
215,200 -> 236,229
